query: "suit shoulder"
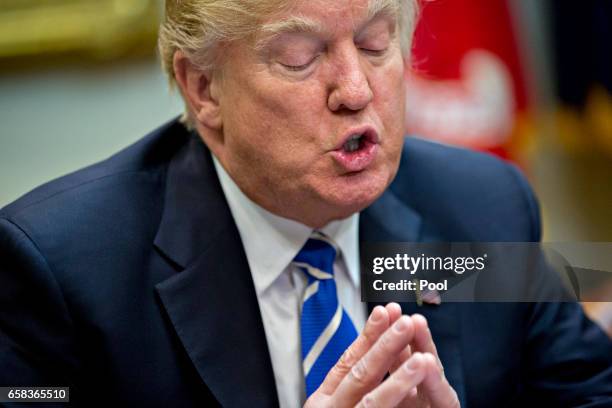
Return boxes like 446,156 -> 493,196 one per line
397,137 -> 514,184
0,118 -> 188,221
393,137 -> 540,241
0,118 -> 193,261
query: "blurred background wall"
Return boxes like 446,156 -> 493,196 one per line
0,0 -> 610,332
0,0 -> 183,209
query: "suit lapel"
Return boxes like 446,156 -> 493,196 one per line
361,187 -> 467,407
359,185 -> 421,243
153,134 -> 278,407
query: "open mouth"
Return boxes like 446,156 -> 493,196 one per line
332,127 -> 379,172
335,128 -> 379,152
343,134 -> 365,153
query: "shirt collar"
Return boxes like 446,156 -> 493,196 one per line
319,214 -> 360,289
212,156 -> 360,295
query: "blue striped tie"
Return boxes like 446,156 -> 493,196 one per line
293,232 -> 358,397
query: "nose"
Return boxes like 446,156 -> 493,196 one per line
327,47 -> 374,112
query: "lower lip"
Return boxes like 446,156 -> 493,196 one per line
331,141 -> 379,173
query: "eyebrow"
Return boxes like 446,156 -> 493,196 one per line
260,15 -> 324,39
256,0 -> 398,48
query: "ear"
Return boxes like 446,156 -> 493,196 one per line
173,51 -> 223,130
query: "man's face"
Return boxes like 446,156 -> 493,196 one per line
212,0 -> 407,227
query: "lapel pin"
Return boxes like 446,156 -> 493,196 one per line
414,279 -> 442,306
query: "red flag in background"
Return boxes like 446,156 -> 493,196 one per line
407,0 -> 530,160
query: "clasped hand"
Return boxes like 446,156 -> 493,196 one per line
305,303 -> 460,408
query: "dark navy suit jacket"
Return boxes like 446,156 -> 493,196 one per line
1,119 -> 611,407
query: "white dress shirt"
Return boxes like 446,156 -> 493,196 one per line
213,157 -> 367,407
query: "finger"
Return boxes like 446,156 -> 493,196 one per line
411,314 -> 441,367
389,343 -> 411,374
334,315 -> 416,404
390,345 -> 423,408
385,303 -> 406,375
356,352 -> 427,408
385,302 -> 402,324
389,314 -> 437,378
409,319 -> 447,407
318,305 -> 390,394
419,353 -> 460,408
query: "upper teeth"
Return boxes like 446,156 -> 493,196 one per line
344,134 -> 362,152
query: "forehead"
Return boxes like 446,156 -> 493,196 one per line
289,0 -> 371,20
261,0 -> 395,38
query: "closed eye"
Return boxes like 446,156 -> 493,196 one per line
360,48 -> 388,57
279,56 -> 319,71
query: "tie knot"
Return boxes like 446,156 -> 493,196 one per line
293,232 -> 338,281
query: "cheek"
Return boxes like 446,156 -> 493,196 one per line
258,81 -> 328,135
259,84 -> 328,146
370,64 -> 406,177
374,64 -> 407,138
223,79 -> 328,177
376,61 -> 406,116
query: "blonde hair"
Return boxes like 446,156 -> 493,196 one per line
158,0 -> 418,123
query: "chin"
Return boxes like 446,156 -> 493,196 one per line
324,168 -> 392,216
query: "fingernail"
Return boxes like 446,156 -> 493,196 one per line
370,306 -> 384,323
393,316 -> 408,333
405,352 -> 422,371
